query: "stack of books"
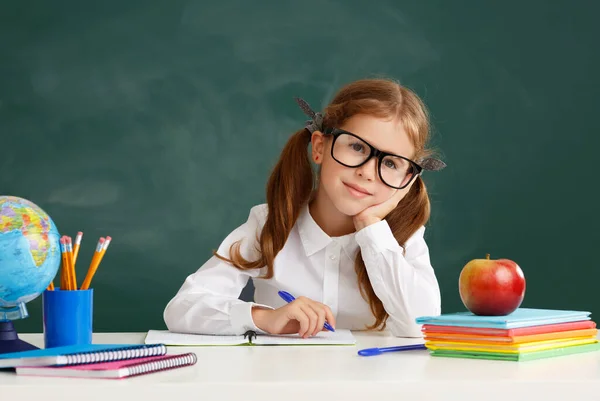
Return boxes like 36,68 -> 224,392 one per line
415,308 -> 600,361
0,343 -> 197,379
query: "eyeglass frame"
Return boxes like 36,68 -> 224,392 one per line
321,127 -> 423,190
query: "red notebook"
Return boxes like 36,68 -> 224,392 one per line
421,320 -> 596,336
15,353 -> 197,379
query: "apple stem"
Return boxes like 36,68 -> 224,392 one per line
486,253 -> 490,259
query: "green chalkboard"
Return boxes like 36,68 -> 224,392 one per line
2,1 -> 599,334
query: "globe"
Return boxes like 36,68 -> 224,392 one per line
0,196 -> 61,321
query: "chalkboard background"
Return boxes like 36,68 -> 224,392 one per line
2,0 -> 599,334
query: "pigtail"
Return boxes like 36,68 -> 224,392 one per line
215,129 -> 314,278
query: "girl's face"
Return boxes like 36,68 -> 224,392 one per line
312,114 -> 416,217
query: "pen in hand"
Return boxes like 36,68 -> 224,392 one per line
277,290 -> 335,332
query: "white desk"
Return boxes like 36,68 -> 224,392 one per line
1,331 -> 599,401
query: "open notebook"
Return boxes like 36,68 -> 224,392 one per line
145,329 -> 356,346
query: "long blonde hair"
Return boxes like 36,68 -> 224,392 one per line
216,78 -> 438,330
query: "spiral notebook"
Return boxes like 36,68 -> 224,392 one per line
0,343 -> 167,369
15,353 -> 197,379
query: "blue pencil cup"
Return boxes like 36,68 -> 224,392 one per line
42,288 -> 93,348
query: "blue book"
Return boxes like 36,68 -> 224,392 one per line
0,343 -> 167,368
415,308 -> 592,329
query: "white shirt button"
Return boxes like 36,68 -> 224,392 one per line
329,254 -> 336,260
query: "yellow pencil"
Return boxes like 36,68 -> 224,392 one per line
67,236 -> 76,290
80,237 -> 108,290
73,231 -> 83,266
99,236 -> 111,260
47,281 -> 54,291
60,237 -> 68,290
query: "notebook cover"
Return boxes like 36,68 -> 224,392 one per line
145,330 -> 248,346
416,308 -> 591,328
0,343 -> 167,369
424,328 -> 598,344
425,337 -> 598,353
16,353 -> 198,379
429,342 -> 600,361
421,320 -> 596,336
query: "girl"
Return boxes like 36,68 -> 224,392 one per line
163,78 -> 446,338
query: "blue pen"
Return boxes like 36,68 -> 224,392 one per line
357,343 -> 427,356
277,290 -> 335,332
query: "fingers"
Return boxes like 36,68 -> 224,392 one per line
289,297 -> 336,337
324,305 -> 336,331
292,308 -> 310,338
313,306 -> 326,336
299,304 -> 318,338
302,304 -> 326,337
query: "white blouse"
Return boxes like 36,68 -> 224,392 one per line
163,203 -> 441,338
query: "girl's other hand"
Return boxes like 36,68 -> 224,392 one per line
353,183 -> 412,231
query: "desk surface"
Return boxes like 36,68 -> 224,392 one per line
1,331 -> 600,401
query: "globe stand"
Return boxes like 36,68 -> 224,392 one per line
0,321 -> 39,354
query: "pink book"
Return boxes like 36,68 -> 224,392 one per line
421,320 -> 596,336
15,353 -> 197,379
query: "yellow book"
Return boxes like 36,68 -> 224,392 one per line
426,337 -> 598,354
424,328 -> 598,344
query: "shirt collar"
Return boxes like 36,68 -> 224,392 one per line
297,203 -> 359,259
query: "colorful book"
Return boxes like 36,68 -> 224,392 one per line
421,320 -> 596,336
424,328 -> 598,344
425,337 -> 598,353
429,342 -> 600,361
145,329 -> 356,346
15,353 -> 197,379
0,343 -> 167,369
416,308 -> 591,329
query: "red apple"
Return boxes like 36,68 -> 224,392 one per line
459,253 -> 526,316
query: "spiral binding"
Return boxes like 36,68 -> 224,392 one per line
124,353 -> 198,377
62,344 -> 167,365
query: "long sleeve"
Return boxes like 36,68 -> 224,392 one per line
163,205 -> 273,335
354,220 -> 441,338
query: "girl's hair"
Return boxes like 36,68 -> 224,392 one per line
216,78 -> 437,331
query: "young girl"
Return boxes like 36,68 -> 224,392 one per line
163,78 -> 446,338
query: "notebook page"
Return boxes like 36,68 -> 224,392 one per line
144,330 -> 247,346
252,329 -> 356,345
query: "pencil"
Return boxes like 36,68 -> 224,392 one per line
80,237 -> 107,290
73,231 -> 83,266
99,236 -> 111,260
47,281 -> 54,291
60,237 -> 67,290
67,236 -> 76,290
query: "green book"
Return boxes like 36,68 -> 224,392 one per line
429,342 -> 600,361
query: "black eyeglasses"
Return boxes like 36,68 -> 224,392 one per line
322,128 -> 423,189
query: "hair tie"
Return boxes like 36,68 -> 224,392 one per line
418,157 -> 447,171
294,97 -> 324,133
